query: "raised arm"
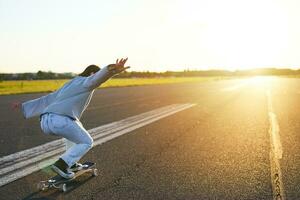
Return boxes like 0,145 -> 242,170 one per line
83,57 -> 130,89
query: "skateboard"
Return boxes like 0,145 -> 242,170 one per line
37,161 -> 98,192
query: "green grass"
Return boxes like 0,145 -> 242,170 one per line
0,77 -> 229,95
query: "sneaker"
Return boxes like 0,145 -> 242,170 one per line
70,162 -> 84,172
51,158 -> 75,179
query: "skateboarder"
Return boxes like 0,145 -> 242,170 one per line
13,58 -> 129,179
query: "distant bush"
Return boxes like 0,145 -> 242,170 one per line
0,71 -> 75,80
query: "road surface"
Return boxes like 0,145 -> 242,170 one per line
0,77 -> 299,199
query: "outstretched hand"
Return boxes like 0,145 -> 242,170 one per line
108,57 -> 130,74
11,101 -> 21,111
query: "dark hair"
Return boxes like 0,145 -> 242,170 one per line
78,65 -> 100,77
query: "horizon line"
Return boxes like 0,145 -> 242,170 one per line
2,66 -> 300,74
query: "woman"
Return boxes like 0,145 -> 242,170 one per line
13,58 -> 129,179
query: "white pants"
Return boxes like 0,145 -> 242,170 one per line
40,113 -> 93,167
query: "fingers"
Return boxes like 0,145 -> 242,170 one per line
11,102 -> 19,110
116,57 -> 128,66
123,57 -> 128,65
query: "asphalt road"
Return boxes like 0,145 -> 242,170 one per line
0,77 -> 299,199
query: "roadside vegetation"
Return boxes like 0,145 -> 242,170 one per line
0,77 -> 230,95
2,67 -> 299,95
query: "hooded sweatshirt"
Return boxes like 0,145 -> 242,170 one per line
22,66 -> 113,120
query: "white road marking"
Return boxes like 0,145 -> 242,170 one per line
266,90 -> 285,200
0,104 -> 178,168
0,103 -> 196,187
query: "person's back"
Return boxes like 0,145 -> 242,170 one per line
43,76 -> 95,121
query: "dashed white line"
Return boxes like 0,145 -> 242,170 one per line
266,90 -> 285,200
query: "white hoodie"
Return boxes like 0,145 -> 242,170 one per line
22,66 -> 113,120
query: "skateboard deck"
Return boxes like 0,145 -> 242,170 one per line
37,161 -> 98,192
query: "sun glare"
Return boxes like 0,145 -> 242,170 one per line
248,76 -> 274,87
0,0 -> 298,72
197,0 -> 289,71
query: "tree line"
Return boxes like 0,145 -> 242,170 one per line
1,68 -> 300,81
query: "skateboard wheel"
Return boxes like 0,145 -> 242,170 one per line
37,182 -> 46,191
92,168 -> 99,177
61,183 -> 67,192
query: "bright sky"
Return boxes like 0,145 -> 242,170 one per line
1,0 -> 300,73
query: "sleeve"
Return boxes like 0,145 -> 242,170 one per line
21,91 -> 58,119
82,66 -> 114,90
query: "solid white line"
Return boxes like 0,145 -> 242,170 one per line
92,104 -> 190,141
93,104 -> 195,146
0,104 -> 184,174
0,103 -> 196,187
0,157 -> 59,188
266,90 -> 285,200
0,104 -> 178,166
0,104 -> 182,175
